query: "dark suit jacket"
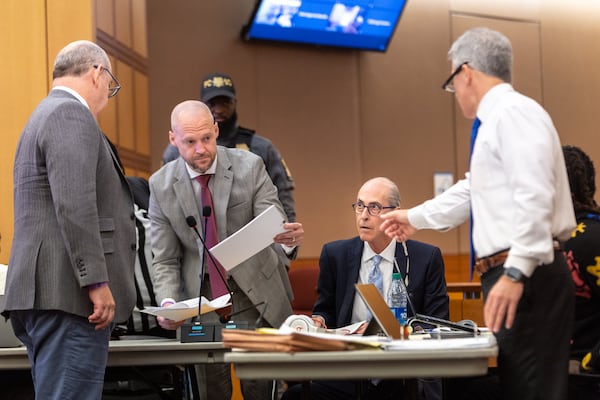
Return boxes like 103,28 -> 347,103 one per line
149,147 -> 293,327
314,237 -> 449,328
3,89 -> 137,322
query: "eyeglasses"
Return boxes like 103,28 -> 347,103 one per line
94,65 -> 121,98
352,201 -> 396,216
441,62 -> 469,93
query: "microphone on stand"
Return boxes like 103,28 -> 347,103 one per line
196,206 -> 255,340
181,215 -> 214,342
183,210 -> 256,341
185,213 -> 231,302
198,206 -> 231,304
181,213 -> 232,342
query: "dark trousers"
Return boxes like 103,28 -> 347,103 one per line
11,309 -> 112,400
480,251 -> 574,400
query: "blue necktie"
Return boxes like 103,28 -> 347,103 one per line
366,255 -> 383,320
469,118 -> 481,280
368,255 -> 383,295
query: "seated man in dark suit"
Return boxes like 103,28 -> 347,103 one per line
282,177 -> 449,400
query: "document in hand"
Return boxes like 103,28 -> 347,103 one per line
209,205 -> 287,271
222,328 -> 382,353
140,294 -> 231,322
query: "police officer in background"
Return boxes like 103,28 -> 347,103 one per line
162,72 -> 296,222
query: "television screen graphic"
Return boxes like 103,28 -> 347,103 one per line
242,0 -> 408,52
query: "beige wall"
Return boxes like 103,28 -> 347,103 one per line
147,0 -> 600,259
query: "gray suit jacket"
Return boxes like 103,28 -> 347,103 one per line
2,90 -> 137,323
149,147 -> 293,327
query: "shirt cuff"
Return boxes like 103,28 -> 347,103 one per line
161,298 -> 176,307
280,243 -> 296,254
87,282 -> 108,290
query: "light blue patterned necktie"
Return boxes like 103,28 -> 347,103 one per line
368,255 -> 383,295
366,255 -> 383,321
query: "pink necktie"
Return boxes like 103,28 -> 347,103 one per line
196,174 -> 229,298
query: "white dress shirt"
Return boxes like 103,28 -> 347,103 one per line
409,83 -> 575,277
351,240 -> 397,323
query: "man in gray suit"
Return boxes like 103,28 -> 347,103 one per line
2,40 -> 137,399
149,100 -> 303,400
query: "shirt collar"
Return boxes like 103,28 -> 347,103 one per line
362,239 -> 397,264
186,153 -> 218,179
476,82 -> 513,123
52,86 -> 89,109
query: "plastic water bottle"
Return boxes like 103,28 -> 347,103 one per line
387,272 -> 407,326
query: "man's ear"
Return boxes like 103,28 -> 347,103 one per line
91,65 -> 103,88
168,130 -> 176,145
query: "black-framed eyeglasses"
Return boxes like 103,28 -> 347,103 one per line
352,201 -> 396,216
94,64 -> 121,98
441,62 -> 469,93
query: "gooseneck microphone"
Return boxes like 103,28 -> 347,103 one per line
185,214 -> 232,305
183,211 -> 263,341
187,209 -> 231,301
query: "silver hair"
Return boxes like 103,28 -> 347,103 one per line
448,27 -> 513,83
387,180 -> 401,208
52,40 -> 109,80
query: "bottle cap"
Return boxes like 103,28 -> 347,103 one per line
392,272 -> 401,280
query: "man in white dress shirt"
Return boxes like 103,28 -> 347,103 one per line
380,27 -> 576,400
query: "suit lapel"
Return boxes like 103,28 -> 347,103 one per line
213,147 -> 233,240
340,238 -> 364,323
394,242 -> 408,288
172,159 -> 201,224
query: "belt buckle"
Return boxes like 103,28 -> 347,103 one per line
475,257 -> 490,276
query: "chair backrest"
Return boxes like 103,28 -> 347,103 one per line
288,267 -> 319,316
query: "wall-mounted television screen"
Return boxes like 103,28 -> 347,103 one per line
241,0 -> 408,52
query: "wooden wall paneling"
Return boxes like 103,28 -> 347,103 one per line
115,0 -> 132,47
540,1 -> 600,193
134,71 -> 150,156
95,0 -> 115,36
47,0 -> 93,66
450,0 -> 542,21
358,0 -> 459,253
131,0 -> 147,57
0,0 -> 49,264
116,60 -> 135,150
1,0 -> 95,264
254,46 -> 364,255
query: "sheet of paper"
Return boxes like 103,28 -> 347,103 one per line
141,294 -> 230,322
383,334 -> 496,351
210,204 -> 287,271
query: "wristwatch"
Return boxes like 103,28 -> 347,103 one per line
503,267 -> 527,283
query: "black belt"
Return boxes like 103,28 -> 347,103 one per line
474,240 -> 562,276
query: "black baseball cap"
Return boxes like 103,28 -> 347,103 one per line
200,73 -> 236,102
